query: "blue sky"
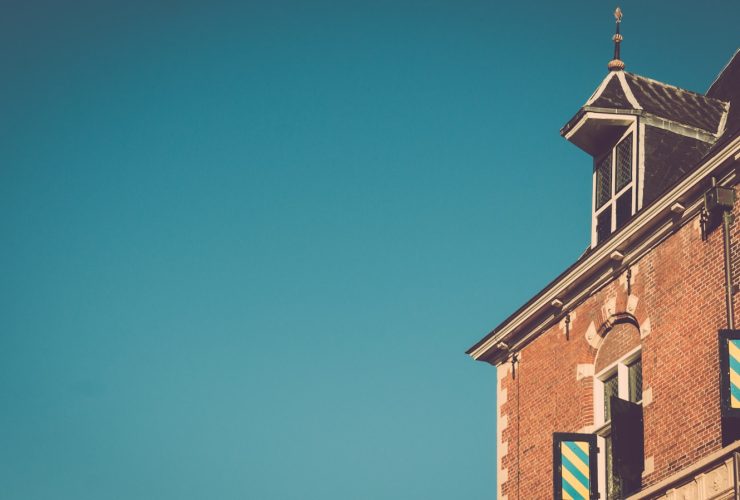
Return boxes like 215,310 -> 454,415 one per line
1,1 -> 737,499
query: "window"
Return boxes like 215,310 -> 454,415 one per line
603,373 -> 619,422
595,351 -> 643,499
593,127 -> 636,246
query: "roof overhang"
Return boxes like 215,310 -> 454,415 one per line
466,134 -> 740,366
562,109 -> 638,155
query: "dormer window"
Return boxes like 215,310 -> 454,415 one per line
593,126 -> 637,246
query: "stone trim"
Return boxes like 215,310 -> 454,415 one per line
628,441 -> 740,499
576,364 -> 595,381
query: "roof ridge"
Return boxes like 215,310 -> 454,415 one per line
616,71 -> 642,109
624,71 -> 725,103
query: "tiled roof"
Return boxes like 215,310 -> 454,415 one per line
707,49 -> 740,135
623,72 -> 727,134
589,75 -> 633,109
563,70 -> 730,137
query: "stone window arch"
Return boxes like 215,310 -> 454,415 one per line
594,315 -> 641,374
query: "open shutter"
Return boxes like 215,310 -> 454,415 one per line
553,433 -> 598,500
719,329 -> 740,419
610,396 -> 644,496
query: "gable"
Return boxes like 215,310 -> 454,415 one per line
590,74 -> 635,110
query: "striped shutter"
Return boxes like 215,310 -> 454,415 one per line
553,433 -> 598,500
719,329 -> 740,418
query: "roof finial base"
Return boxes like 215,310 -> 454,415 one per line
608,59 -> 625,71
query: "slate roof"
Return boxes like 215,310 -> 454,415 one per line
589,74 -> 632,109
707,49 -> 740,135
623,72 -> 727,134
562,69 -> 729,137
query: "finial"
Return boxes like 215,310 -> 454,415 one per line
607,7 -> 625,71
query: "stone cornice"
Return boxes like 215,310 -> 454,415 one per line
467,134 -> 740,364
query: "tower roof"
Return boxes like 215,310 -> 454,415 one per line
561,70 -> 729,154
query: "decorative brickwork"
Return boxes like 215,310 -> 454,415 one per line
470,50 -> 740,500
496,201 -> 737,499
594,321 -> 641,373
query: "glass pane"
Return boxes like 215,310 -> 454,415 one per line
597,209 -> 612,244
615,188 -> 633,230
604,374 -> 619,421
605,434 -> 623,499
616,135 -> 633,191
596,153 -> 612,209
629,357 -> 643,402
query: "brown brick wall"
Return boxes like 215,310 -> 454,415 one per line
594,322 -> 641,373
498,200 -> 737,499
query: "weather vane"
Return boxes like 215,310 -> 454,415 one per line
607,7 -> 625,71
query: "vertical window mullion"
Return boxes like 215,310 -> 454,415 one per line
592,171 -> 598,247
631,129 -> 637,214
594,377 -> 605,425
611,152 -> 617,232
617,363 -> 629,400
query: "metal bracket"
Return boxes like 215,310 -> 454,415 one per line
700,205 -> 710,241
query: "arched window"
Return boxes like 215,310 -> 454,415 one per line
593,319 -> 643,499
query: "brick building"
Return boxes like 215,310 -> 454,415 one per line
466,13 -> 740,500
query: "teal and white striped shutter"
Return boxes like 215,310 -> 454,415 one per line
719,329 -> 740,419
553,433 -> 598,500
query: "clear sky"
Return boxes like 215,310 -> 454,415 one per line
1,1 -> 737,499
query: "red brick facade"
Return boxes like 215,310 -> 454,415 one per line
497,201 -> 737,499
469,48 -> 740,499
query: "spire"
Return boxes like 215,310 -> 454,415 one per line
607,7 -> 625,71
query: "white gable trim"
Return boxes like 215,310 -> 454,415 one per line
638,121 -> 646,210
716,102 -> 730,137
585,72 -> 616,106
640,113 -> 720,143
583,71 -> 642,110
616,71 -> 643,110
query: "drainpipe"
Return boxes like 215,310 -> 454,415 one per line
706,181 -> 737,329
722,208 -> 735,329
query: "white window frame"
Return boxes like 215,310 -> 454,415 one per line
591,121 -> 638,248
593,346 -> 642,500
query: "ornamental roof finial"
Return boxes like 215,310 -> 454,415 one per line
608,7 -> 625,71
